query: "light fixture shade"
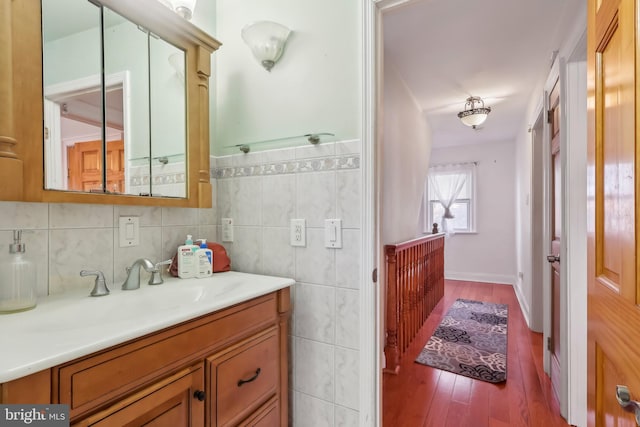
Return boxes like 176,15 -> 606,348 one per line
241,21 -> 291,71
171,0 -> 197,20
457,96 -> 491,128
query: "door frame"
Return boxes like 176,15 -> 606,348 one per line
44,71 -> 131,193
563,31 -> 587,427
361,1 -> 426,425
531,29 -> 587,427
542,59 -> 559,406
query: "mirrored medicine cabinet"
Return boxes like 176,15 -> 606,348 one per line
0,0 -> 220,207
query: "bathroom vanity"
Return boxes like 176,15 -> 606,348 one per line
0,272 -> 293,426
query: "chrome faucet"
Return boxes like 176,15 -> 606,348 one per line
122,258 -> 155,290
80,270 -> 110,297
149,259 -> 172,285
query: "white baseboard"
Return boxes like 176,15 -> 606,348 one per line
513,282 -> 533,329
444,271 -> 516,285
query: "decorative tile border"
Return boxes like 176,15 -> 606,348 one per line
129,163 -> 186,186
212,154 -> 360,179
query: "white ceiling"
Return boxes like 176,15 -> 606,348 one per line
383,0 -> 584,148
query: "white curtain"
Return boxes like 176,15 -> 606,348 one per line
428,172 -> 467,235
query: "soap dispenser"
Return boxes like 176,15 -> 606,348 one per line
0,230 -> 37,313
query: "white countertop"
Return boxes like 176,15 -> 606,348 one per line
0,271 -> 294,383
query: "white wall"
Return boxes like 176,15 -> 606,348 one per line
213,0 -> 362,155
430,140 -> 517,285
381,64 -> 432,245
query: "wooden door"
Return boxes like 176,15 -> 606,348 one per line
587,0 -> 640,424
67,140 -> 124,193
548,78 -> 562,403
67,140 -> 102,192
106,140 -> 125,193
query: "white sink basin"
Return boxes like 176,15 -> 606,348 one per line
33,284 -> 209,332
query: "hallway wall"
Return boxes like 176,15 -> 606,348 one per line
430,140 -> 517,285
381,63 -> 432,246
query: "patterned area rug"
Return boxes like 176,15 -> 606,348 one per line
415,298 -> 508,383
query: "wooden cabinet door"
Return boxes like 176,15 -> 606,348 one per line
587,0 -> 640,424
74,365 -> 204,427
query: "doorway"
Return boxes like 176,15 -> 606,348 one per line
363,2 -> 588,426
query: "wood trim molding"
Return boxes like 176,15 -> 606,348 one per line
11,0 -> 219,207
0,0 -> 23,200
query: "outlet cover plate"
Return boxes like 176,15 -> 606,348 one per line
221,218 -> 234,242
290,219 -> 306,247
119,216 -> 139,247
324,219 -> 342,248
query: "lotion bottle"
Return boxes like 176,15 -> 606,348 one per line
196,239 -> 213,278
0,230 -> 37,313
177,234 -> 198,278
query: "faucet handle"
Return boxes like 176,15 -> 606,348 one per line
80,270 -> 110,297
149,259 -> 172,286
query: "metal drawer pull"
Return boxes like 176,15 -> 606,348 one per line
237,368 -> 261,387
193,390 -> 206,401
616,385 -> 640,426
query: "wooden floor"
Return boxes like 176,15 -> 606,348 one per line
382,280 -> 571,427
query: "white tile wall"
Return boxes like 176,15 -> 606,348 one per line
296,172 -> 336,228
295,283 -> 335,344
295,337 -> 335,401
0,139 -> 361,426
335,405 -> 359,427
0,202 -> 216,296
294,391 -> 335,427
215,140 -> 362,425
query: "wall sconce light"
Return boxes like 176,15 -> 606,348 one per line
241,21 -> 291,72
169,0 -> 197,20
457,96 -> 491,129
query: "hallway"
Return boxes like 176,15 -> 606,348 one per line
383,280 -> 570,427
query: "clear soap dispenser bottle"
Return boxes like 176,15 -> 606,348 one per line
0,230 -> 37,313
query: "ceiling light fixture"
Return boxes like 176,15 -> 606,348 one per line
241,21 -> 291,72
457,96 -> 491,129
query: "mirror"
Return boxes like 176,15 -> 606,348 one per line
41,0 -> 187,198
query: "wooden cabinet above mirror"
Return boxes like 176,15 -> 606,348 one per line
0,0 -> 220,207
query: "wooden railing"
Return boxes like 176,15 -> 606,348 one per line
384,233 -> 445,374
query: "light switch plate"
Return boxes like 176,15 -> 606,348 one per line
221,218 -> 234,242
290,219 -> 306,247
119,216 -> 139,247
324,219 -> 342,248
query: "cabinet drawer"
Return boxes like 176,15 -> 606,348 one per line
208,327 -> 279,427
74,364 -> 204,427
238,397 -> 279,427
57,295 -> 277,419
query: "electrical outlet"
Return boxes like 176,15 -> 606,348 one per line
290,219 -> 306,247
221,218 -> 234,242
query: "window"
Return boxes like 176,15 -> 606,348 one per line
425,163 -> 476,233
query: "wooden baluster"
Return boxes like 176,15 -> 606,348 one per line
384,246 -> 400,374
383,235 -> 445,375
